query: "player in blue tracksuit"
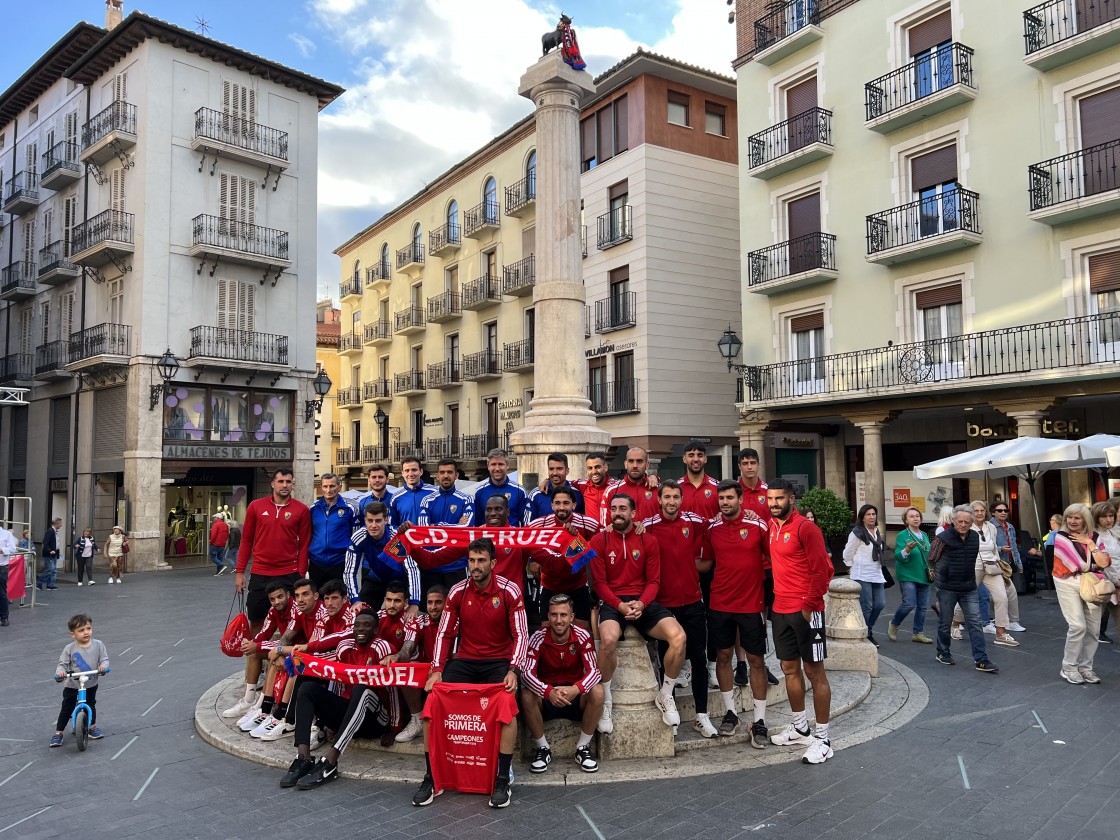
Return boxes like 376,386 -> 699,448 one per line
527,454 -> 586,519
308,474 -> 359,588
344,501 -> 420,612
357,463 -> 398,517
388,457 -> 435,528
418,459 -> 475,526
472,449 -> 528,526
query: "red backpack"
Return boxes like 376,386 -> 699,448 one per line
220,593 -> 249,657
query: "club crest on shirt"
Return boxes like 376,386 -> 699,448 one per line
681,526 -> 690,538
450,505 -> 458,513
644,491 -> 653,499
631,549 -> 641,561
503,493 -> 511,501
568,642 -> 577,655
783,532 -> 791,542
284,511 -> 292,520
758,495 -> 765,505
740,529 -> 748,540
480,696 -> 489,710
704,489 -> 712,498
394,627 -> 403,638
491,596 -> 502,609
337,509 -> 346,517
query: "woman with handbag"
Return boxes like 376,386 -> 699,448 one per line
1053,503 -> 1112,685
952,500 -> 1019,648
104,525 -> 128,585
843,504 -> 888,647
1090,502 -> 1120,645
73,529 -> 98,587
888,507 -> 933,644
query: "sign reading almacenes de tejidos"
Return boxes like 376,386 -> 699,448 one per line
162,444 -> 292,460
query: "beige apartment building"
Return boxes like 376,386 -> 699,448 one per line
333,50 -> 742,485
733,0 -> 1120,531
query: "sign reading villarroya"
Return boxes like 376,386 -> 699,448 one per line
162,443 -> 292,460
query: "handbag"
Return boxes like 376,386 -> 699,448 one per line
220,592 -> 249,657
1079,571 -> 1116,606
997,558 -> 1013,584
121,540 -> 130,554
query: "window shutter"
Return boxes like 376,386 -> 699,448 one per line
609,180 -> 628,200
93,386 -> 126,462
790,312 -> 824,332
908,10 -> 952,55
1089,251 -> 1120,295
614,95 -> 628,153
23,221 -> 35,264
911,144 -> 957,191
915,284 -> 963,309
1078,86 -> 1120,148
61,292 -> 74,339
41,301 -> 50,344
10,408 -> 27,471
50,398 -> 70,468
26,142 -> 37,174
597,107 -> 613,162
243,282 -> 255,333
217,277 -> 229,329
248,88 -> 257,123
43,208 -> 54,246
580,117 -> 595,161
246,177 -> 256,225
19,309 -> 32,356
522,225 -> 535,257
66,111 -> 78,145
114,72 -> 127,102
110,167 -> 126,211
63,197 -> 77,255
786,77 -> 817,117
787,192 -> 821,239
219,172 -> 230,221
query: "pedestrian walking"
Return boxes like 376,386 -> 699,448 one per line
103,526 -> 127,585
73,529 -> 98,586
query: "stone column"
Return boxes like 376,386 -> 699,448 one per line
598,638 -> 675,760
123,359 -> 172,571
737,408 -> 770,479
991,398 -> 1058,536
851,418 -> 888,513
509,52 -> 610,480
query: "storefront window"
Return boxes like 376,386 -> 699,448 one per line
251,392 -> 291,443
210,389 -> 250,442
164,387 -> 207,441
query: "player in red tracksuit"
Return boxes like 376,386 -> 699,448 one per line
738,447 -> 773,524
368,581 -> 423,742
527,486 -> 600,624
678,439 -> 721,520
224,579 -> 298,722
573,452 -> 619,528
519,593 -> 604,774
605,447 -> 661,522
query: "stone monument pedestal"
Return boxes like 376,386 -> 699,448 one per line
599,638 -> 675,760
825,577 -> 879,677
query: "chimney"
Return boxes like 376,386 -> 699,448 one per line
106,0 -> 124,30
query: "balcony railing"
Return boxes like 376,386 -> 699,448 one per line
1,261 -> 37,297
394,441 -> 426,463
361,444 -> 390,463
363,320 -> 391,344
193,214 -> 289,262
462,274 -> 502,309
865,43 -> 975,122
462,433 -> 504,460
363,378 -> 392,401
425,437 -> 454,461
394,370 -> 425,394
0,353 -> 32,384
336,446 -> 359,466
337,387 -> 361,408
590,379 -> 639,416
194,107 -> 289,161
749,232 -> 837,288
1024,0 -> 1120,55
68,323 -> 130,363
866,187 -> 981,255
396,242 -> 424,270
502,255 -> 535,296
464,199 -> 500,237
1029,139 -> 1120,211
73,209 -> 134,257
340,276 -> 362,299
35,340 -> 69,375
748,108 -> 832,169
394,305 -> 426,333
597,206 -> 633,249
339,332 -> 362,353
41,141 -> 81,186
428,222 -> 461,256
755,0 -> 821,53
189,326 -> 288,365
463,350 -> 502,380
3,170 -> 39,212
427,291 -> 461,323
38,239 -> 79,283
331,422 -> 341,437
82,100 -> 137,149
594,292 -> 637,333
503,338 -> 534,370
427,359 -> 462,388
367,261 -> 392,285
505,173 -> 536,216
742,311 -> 1120,406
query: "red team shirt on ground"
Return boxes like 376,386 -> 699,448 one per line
678,474 -> 721,519
422,682 -> 519,795
703,513 -> 770,613
768,508 -> 832,614
236,497 -> 312,576
431,575 -> 528,671
589,528 -> 661,609
642,513 -> 706,608
521,624 -> 601,697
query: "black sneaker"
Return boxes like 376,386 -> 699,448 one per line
766,667 -> 780,686
529,746 -> 552,774
734,661 -> 749,687
280,757 -> 316,788
489,775 -> 512,808
718,710 -> 740,737
574,745 -> 599,773
750,719 -> 768,749
295,757 -> 338,789
936,653 -> 955,665
867,632 -> 880,648
975,659 -> 999,674
412,774 -> 440,807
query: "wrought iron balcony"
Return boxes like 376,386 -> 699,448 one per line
367,261 -> 392,287
1,261 -> 37,301
748,233 -> 837,294
2,170 -> 39,215
461,274 -> 502,310
340,276 -> 362,299
192,107 -> 289,167
865,43 -> 976,132
363,378 -> 392,401
34,340 -> 70,380
71,209 -> 134,267
339,332 -> 362,354
503,339 -> 534,371
337,387 -> 362,408
394,370 -> 425,395
394,305 -> 426,334
0,353 -> 32,385
866,187 -> 982,265
188,326 -> 289,366
40,141 -> 82,190
742,311 -> 1120,408
427,359 -> 462,389
425,437 -> 453,462
363,320 -> 392,345
462,433 -> 504,460
463,350 -> 502,380
396,242 -> 424,271
590,379 -> 639,416
748,108 -> 833,178
594,292 -> 637,333
505,173 -> 536,216
427,291 -> 461,323
81,100 -> 137,165
336,446 -> 359,466
38,240 -> 81,287
597,206 -> 633,249
394,441 -> 426,463
361,444 -> 390,463
464,199 -> 500,237
502,255 -> 535,297
67,322 -> 131,368
191,214 -> 290,269
331,422 -> 341,437
753,0 -> 823,65
1028,139 -> 1120,224
428,222 -> 461,257
1023,0 -> 1120,69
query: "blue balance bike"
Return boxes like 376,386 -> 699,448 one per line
58,668 -> 108,751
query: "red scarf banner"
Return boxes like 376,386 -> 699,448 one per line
383,526 -> 596,573
291,650 -> 430,688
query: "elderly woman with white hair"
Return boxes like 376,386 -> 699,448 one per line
103,525 -> 128,584
1053,503 -> 1112,685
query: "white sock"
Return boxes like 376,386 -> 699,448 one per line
659,677 -> 674,702
577,731 -> 593,749
753,699 -> 766,724
535,736 -> 549,749
720,690 -> 735,713
792,710 -> 809,731
601,681 -> 612,704
243,684 -> 256,702
815,721 -> 830,742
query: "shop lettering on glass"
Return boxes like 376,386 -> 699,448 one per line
966,418 -> 1080,439
162,443 -> 292,460
585,340 -> 637,358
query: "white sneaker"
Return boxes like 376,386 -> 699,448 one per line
394,716 -> 423,743
707,662 -> 718,689
982,622 -> 996,634
770,722 -> 813,746
259,718 -> 295,741
655,692 -> 680,727
77,582 -> 83,587
993,633 -> 1019,647
222,697 -> 257,719
87,580 -> 95,586
950,626 -> 963,640
693,714 -> 718,739
801,736 -> 834,765
116,577 -> 123,584
107,578 -> 114,585
310,725 -> 327,750
1059,668 -> 1085,685
1008,622 -> 1026,632
237,707 -> 264,730
597,699 -> 614,734
675,663 -> 692,689
249,714 -> 280,738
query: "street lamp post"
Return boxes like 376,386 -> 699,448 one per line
304,368 -> 332,423
149,348 -> 180,411
716,324 -> 746,373
374,406 -> 388,460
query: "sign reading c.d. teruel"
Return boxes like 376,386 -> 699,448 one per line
162,444 -> 292,460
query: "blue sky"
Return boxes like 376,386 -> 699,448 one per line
0,1 -> 736,299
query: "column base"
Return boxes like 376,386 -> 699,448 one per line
599,638 -> 676,760
510,402 -> 611,480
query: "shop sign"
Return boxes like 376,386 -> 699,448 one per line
500,409 -> 521,420
585,340 -> 637,358
162,443 -> 292,460
423,417 -> 443,427
765,432 -> 821,449
966,418 -> 1081,439
498,398 -> 522,409
50,479 -> 69,492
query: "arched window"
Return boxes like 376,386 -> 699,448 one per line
526,151 -> 536,199
412,223 -> 422,259
484,177 -> 497,223
447,200 -> 459,235
379,243 -> 389,276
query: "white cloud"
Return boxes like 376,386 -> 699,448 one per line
288,32 -> 317,57
651,1 -> 737,75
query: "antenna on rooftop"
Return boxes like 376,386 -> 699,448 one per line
194,16 -> 212,36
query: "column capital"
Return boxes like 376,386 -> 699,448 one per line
847,411 -> 896,429
519,52 -> 595,101
737,408 -> 771,434
989,397 -> 1061,417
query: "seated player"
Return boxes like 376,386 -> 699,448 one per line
527,487 -> 600,627
345,502 -> 420,616
520,594 -> 604,774
412,585 -> 448,664
372,581 -> 424,743
223,580 -> 297,720
279,609 -> 395,789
